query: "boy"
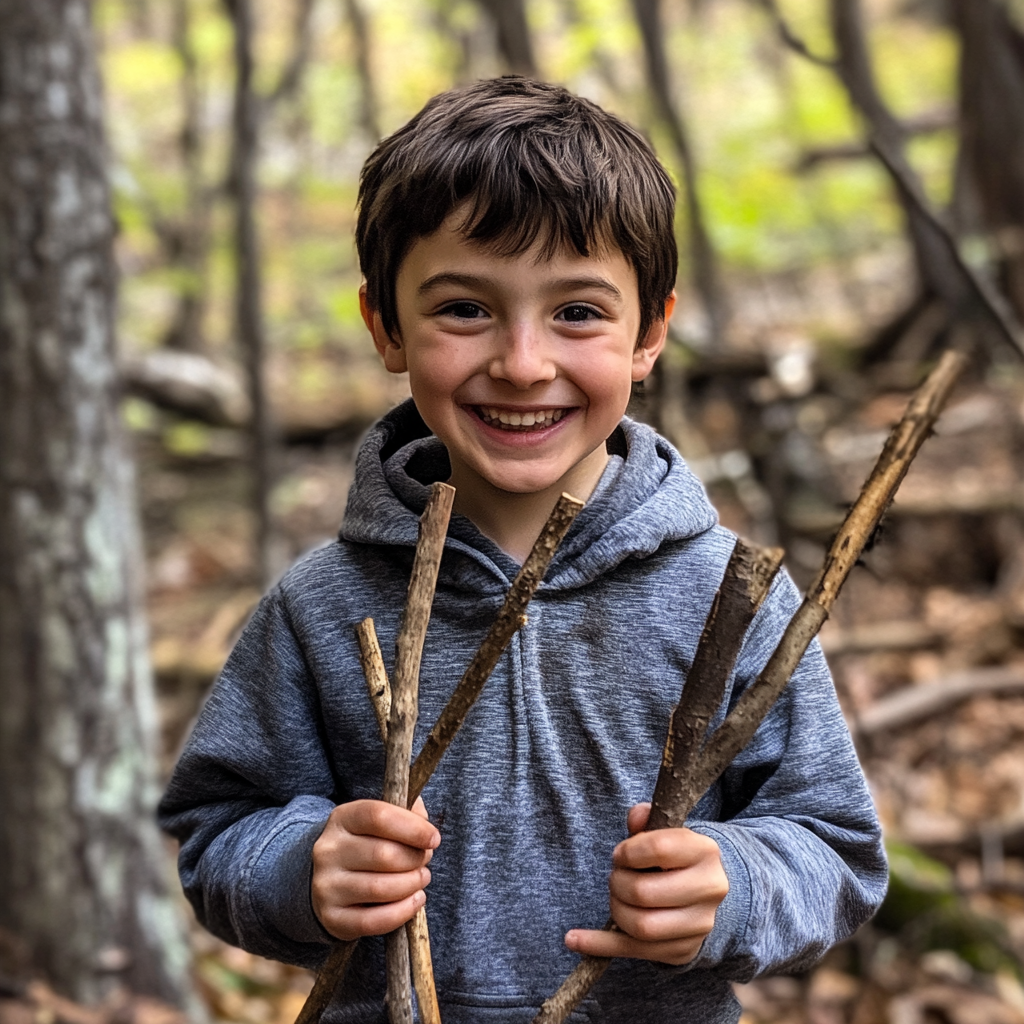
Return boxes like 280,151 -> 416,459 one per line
160,77 -> 887,1023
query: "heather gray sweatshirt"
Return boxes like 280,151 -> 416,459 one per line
160,400 -> 887,1024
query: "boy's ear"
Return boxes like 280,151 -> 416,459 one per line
360,284 -> 407,373
631,291 -> 676,382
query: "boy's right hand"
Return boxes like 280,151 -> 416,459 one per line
311,797 -> 440,941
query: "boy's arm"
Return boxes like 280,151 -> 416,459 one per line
158,589 -> 342,969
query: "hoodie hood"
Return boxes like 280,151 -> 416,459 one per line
339,398 -> 718,591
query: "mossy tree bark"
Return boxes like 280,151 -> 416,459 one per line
0,0 -> 194,1009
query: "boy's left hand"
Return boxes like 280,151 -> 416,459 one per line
565,803 -> 729,966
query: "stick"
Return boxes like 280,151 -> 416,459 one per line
407,492 -> 584,804
532,539 -> 784,1023
298,490 -> 580,1023
357,618 -> 442,1024
532,350 -> 966,1024
649,539 -> 785,830
384,482 -> 454,1024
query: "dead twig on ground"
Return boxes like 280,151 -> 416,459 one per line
532,350 -> 966,1024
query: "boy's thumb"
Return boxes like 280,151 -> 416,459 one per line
412,795 -> 430,820
627,802 -> 652,835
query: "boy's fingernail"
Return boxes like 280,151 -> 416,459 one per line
414,891 -> 426,907
429,832 -> 441,849
564,931 -> 578,951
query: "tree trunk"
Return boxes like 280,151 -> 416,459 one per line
225,0 -> 274,587
0,0 -> 194,1009
950,0 -> 1024,322
828,0 -> 970,309
474,0 -> 537,75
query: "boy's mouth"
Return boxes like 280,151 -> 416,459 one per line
474,406 -> 568,432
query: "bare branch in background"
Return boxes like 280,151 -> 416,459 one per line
630,0 -> 727,344
753,0 -> 835,67
264,0 -> 317,110
343,0 -> 382,141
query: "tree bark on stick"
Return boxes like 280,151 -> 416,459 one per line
296,492 -> 582,1024
532,350 -> 966,1024
356,618 -> 441,1024
0,0 -> 193,1007
408,493 -> 584,803
532,539 -> 784,1022
382,482 -> 454,1024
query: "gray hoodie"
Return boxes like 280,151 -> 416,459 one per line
159,400 -> 887,1024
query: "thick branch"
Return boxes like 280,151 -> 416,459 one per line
383,482 -> 454,1024
533,539 -> 784,1022
407,493 -> 584,803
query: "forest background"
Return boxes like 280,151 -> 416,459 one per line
3,1 -> 1024,1023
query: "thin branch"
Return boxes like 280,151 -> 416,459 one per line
754,0 -> 836,67
869,134 -> 1024,359
855,664 -> 1024,737
383,482 -> 454,1024
263,0 -> 316,111
298,491 -> 580,1023
356,619 -> 441,1024
532,539 -> 785,1022
407,493 -> 584,804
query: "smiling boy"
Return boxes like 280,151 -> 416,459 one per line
160,77 -> 886,1022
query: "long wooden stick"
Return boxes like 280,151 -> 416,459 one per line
532,350 -> 966,1024
383,482 -> 454,1024
298,490 -> 581,1024
532,539 -> 784,1022
407,492 -> 584,804
356,618 -> 442,1024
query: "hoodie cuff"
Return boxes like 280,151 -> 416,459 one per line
683,822 -> 752,971
249,804 -> 335,947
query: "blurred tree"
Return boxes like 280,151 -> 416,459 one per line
0,0 -> 194,1009
951,0 -> 1024,322
474,0 -> 537,75
344,0 -> 381,142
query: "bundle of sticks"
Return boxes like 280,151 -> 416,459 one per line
296,349 -> 965,1024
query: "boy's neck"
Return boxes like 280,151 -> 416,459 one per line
448,447 -> 610,564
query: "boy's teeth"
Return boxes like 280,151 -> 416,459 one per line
477,407 -> 566,431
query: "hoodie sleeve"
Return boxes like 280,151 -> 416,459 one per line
683,570 -> 888,982
158,589 -> 337,969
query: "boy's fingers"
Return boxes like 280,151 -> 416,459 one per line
336,834 -> 433,873
609,896 -> 718,945
411,796 -> 430,820
612,827 -> 716,871
564,926 -> 703,967
609,860 -> 729,910
337,866 -> 430,907
626,802 -> 651,835
318,890 -> 426,942
338,799 -> 441,850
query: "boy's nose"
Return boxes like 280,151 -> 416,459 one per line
488,322 -> 556,389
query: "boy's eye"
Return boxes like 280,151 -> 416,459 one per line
440,301 -> 487,320
557,304 -> 601,323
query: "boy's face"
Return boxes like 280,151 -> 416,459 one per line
362,215 -> 670,503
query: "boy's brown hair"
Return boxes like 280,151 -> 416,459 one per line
356,76 -> 678,343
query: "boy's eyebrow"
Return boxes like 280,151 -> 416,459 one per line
417,272 -> 623,300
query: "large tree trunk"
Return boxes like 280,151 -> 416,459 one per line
951,0 -> 1024,322
0,0 -> 194,1009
